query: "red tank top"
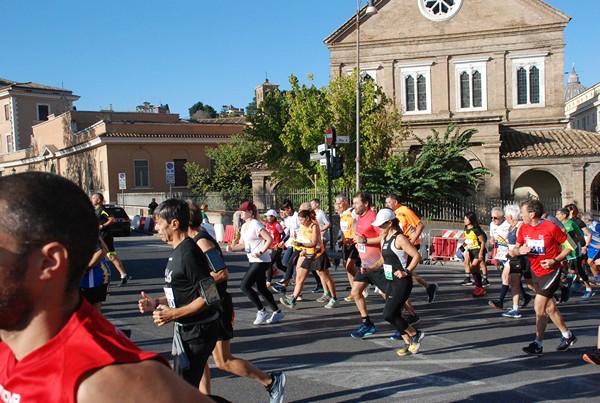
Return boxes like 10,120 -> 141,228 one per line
0,299 -> 168,403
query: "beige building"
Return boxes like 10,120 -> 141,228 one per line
325,0 -> 600,211
0,110 -> 244,204
0,78 -> 79,152
565,69 -> 599,134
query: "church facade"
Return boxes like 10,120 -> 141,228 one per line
324,0 -> 600,211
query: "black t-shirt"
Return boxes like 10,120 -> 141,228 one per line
95,206 -> 111,238
164,237 -> 217,324
572,216 -> 586,230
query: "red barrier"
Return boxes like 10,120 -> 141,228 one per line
430,237 -> 458,261
223,224 -> 235,244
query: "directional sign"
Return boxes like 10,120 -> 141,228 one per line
317,143 -> 327,153
118,172 -> 126,190
310,153 -> 325,161
337,135 -> 350,144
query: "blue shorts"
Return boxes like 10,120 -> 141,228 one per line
588,246 -> 600,261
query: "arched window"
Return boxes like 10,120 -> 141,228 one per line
400,63 -> 432,114
405,75 -> 415,112
454,60 -> 487,111
512,55 -> 545,107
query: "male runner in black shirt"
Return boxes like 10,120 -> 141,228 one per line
138,199 -> 220,389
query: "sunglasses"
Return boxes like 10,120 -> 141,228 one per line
491,216 -> 501,220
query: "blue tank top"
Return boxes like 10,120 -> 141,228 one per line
80,243 -> 111,288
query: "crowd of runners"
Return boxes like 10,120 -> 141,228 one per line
2,172 -> 599,403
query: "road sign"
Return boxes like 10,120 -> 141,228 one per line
337,135 -> 350,144
118,172 -> 126,190
326,127 -> 336,146
310,153 -> 325,161
317,143 -> 327,153
166,174 -> 175,184
165,161 -> 175,175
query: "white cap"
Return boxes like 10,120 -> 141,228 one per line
371,208 -> 396,227
264,209 -> 278,217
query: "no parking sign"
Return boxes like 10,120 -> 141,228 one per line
166,161 -> 175,184
118,172 -> 126,190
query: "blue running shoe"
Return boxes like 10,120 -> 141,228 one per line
502,309 -> 522,319
267,371 -> 286,403
351,323 -> 377,339
582,290 -> 595,300
390,331 -> 402,340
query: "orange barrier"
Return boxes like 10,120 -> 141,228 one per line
223,224 -> 235,243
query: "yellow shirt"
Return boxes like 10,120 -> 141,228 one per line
340,208 -> 356,240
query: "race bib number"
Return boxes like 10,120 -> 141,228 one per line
526,239 -> 545,255
164,286 -> 176,308
495,246 -> 508,261
357,243 -> 366,253
465,239 -> 475,247
340,221 -> 349,232
383,264 -> 393,280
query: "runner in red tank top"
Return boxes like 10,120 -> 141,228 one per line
0,172 -> 212,403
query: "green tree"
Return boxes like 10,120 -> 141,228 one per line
184,136 -> 262,197
363,124 -> 490,202
188,101 -> 217,119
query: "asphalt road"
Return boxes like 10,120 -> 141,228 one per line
103,234 -> 600,402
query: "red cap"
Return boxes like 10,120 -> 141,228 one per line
237,201 -> 257,212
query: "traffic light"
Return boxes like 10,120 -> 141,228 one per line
331,156 -> 343,179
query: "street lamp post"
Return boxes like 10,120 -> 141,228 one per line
355,0 -> 377,192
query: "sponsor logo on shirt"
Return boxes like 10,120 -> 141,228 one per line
0,384 -> 21,403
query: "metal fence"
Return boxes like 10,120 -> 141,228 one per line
118,188 -> 563,224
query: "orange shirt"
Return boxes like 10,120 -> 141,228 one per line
394,205 -> 422,243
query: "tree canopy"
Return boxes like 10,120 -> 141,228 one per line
185,74 -> 490,205
362,124 -> 490,203
189,101 -> 217,119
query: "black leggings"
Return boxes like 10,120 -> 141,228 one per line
382,276 -> 413,335
266,249 -> 284,283
240,261 -> 279,311
569,255 -> 589,283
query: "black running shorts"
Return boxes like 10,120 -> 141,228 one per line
531,269 -> 561,298
353,268 -> 387,290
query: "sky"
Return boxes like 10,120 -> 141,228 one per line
3,0 -> 598,118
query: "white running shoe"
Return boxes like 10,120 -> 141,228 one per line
254,309 -> 270,325
266,310 -> 285,324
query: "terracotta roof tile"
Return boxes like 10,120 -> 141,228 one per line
102,132 -> 233,138
501,128 -> 600,158
0,77 -> 73,92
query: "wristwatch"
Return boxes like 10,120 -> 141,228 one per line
362,237 -> 368,244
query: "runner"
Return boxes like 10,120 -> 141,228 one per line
556,207 -> 595,301
582,212 -> 600,283
90,193 -> 130,286
264,209 -> 285,290
462,212 -> 487,297
227,201 -> 284,325
488,205 -> 533,317
0,172 -> 211,402
385,194 -> 438,321
368,208 -> 425,356
514,200 -> 576,356
349,193 -> 386,338
280,209 -> 339,309
138,199 -> 221,388
335,194 -> 361,302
